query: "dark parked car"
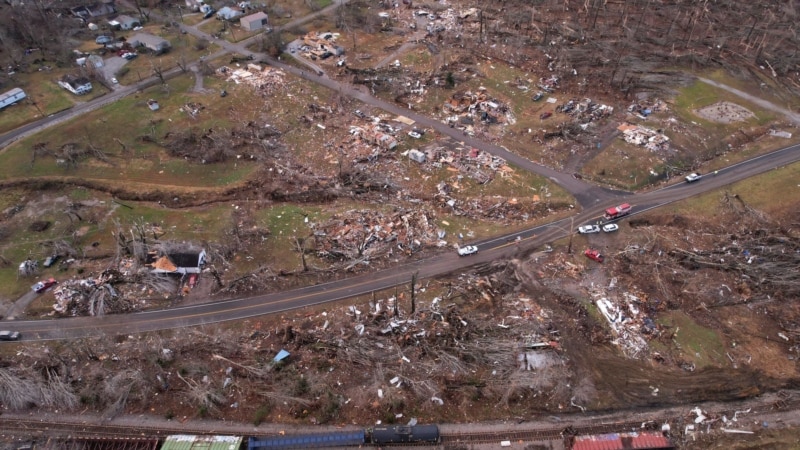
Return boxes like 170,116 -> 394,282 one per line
43,254 -> 60,268
540,111 -> 552,120
532,92 -> 544,101
0,331 -> 21,341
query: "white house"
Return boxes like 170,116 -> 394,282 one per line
129,33 -> 171,54
108,14 -> 141,30
0,88 -> 26,110
58,76 -> 93,95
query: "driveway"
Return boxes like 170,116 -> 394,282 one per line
102,55 -> 130,87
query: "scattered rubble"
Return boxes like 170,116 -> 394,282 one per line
627,98 -> 667,119
617,123 -> 671,153
442,87 -> 516,135
217,64 -> 285,95
556,98 -> 614,123
591,291 -> 658,359
310,208 -> 443,262
299,32 -> 344,61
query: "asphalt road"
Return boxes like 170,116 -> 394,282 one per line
4,141 -> 799,341
0,4 -> 799,341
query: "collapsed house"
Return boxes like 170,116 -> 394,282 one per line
300,32 -> 344,60
148,249 -> 207,275
218,64 -> 285,95
617,123 -> 671,152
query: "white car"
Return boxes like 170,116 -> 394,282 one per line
577,224 -> 600,234
408,131 -> 422,139
457,245 -> 478,256
602,223 -> 619,233
685,172 -> 702,182
111,77 -> 118,84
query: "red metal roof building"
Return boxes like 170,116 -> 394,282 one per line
572,432 -> 673,450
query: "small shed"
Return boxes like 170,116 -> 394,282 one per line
160,435 -> 243,450
407,149 -> 426,163
240,11 -> 268,31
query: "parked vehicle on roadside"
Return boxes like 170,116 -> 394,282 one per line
602,223 -> 619,233
577,224 -> 600,234
32,278 -> 58,293
0,331 -> 21,341
457,245 -> 478,256
685,172 -> 702,182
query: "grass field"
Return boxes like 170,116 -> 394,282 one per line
0,74 -> 261,188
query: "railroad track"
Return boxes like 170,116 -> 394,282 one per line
2,394 -> 799,445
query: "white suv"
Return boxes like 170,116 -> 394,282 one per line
577,224 -> 600,234
457,245 -> 478,256
685,172 -> 702,182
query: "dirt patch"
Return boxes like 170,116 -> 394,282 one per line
694,101 -> 755,123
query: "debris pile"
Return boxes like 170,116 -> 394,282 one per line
180,102 -> 205,118
310,208 -> 443,261
538,75 -> 560,93
627,98 -> 667,119
352,124 -> 399,150
617,123 -> 671,152
591,290 -> 660,359
556,98 -> 614,123
218,64 -> 285,94
402,145 -> 509,184
442,87 -> 515,135
300,32 -> 343,60
52,278 -> 100,314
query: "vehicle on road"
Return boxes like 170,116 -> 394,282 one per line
577,224 -> 600,234
0,330 -> 21,341
604,203 -> 632,220
602,223 -> 619,232
111,77 -> 118,84
584,248 -> 604,263
457,245 -> 478,256
32,278 -> 58,293
685,172 -> 702,182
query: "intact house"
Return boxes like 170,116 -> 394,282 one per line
108,14 -> 141,30
148,249 -> 207,275
71,1 -> 117,20
240,11 -> 268,32
184,0 -> 204,12
216,6 -> 244,21
58,75 -> 92,95
0,88 -> 26,110
129,33 -> 171,54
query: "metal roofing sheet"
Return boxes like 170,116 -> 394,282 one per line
572,432 -> 672,450
160,435 -> 243,450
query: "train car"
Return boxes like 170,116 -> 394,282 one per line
248,430 -> 365,449
370,424 -> 440,445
